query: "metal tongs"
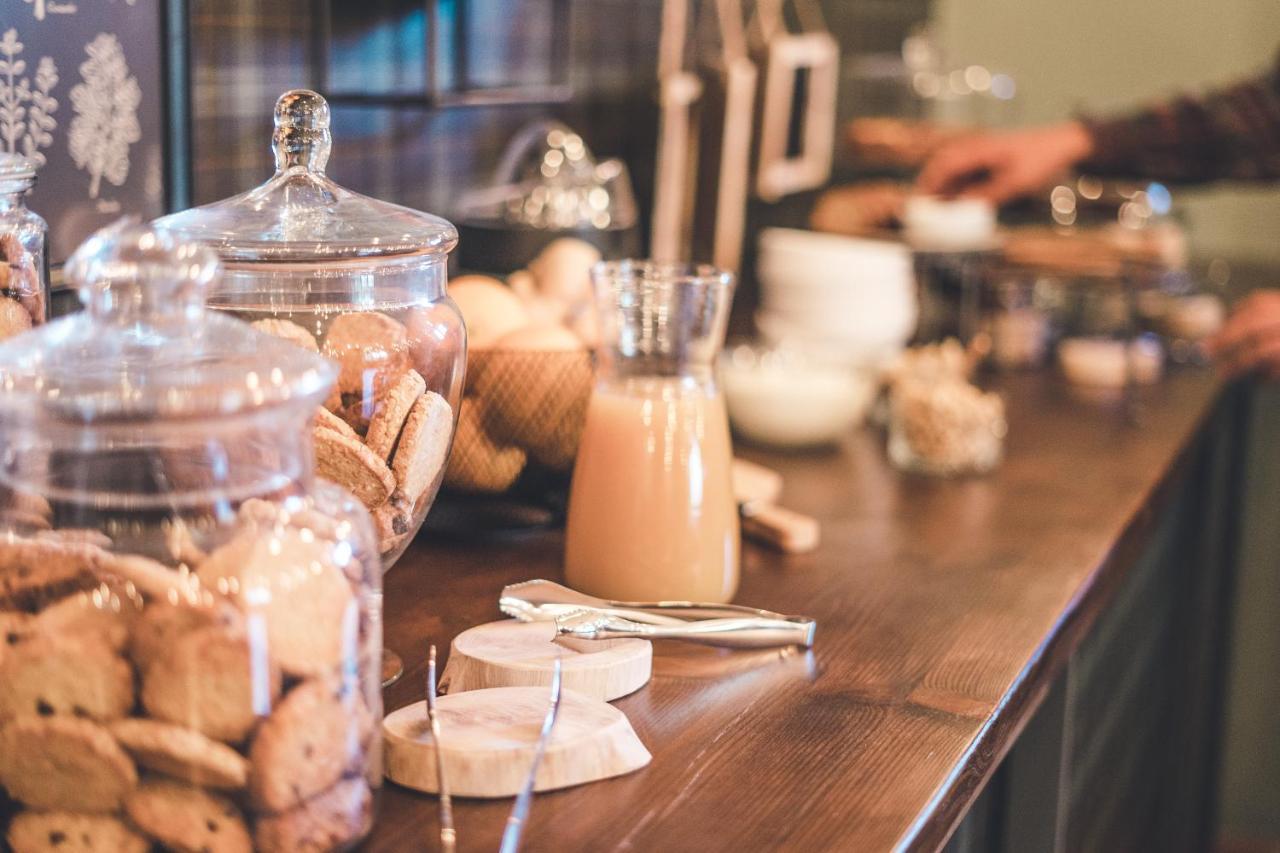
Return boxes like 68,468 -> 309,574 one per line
499,580 -> 816,649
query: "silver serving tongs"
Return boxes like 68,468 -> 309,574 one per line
500,579 -> 815,648
498,656 -> 562,853
425,646 -> 455,853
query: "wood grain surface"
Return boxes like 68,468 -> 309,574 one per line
368,370 -> 1221,852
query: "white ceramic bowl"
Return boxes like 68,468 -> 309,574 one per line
721,344 -> 877,449
1058,336 -> 1163,389
755,228 -> 918,368
902,195 -> 997,251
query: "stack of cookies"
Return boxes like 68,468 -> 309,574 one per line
251,312 -> 454,558
0,501 -> 380,853
0,233 -> 44,342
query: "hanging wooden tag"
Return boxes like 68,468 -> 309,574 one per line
752,0 -> 839,201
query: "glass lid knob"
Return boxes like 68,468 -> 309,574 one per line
273,89 -> 331,174
65,218 -> 219,326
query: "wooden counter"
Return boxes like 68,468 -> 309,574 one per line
368,370 -> 1235,852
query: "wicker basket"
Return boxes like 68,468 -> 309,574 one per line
444,348 -> 593,493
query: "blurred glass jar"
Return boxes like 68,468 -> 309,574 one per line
985,274 -> 1058,370
888,378 -> 1005,476
0,222 -> 381,851
0,153 -> 48,340
155,89 -> 464,567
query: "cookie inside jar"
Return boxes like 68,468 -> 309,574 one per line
0,221 -> 384,852
154,88 -> 465,570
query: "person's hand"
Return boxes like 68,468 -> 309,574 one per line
1205,291 -> 1280,379
915,121 -> 1096,204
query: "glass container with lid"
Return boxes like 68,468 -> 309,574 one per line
0,152 -> 49,339
0,221 -> 382,851
155,89 -> 464,567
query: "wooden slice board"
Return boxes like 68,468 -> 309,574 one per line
438,619 -> 652,701
383,687 -> 652,798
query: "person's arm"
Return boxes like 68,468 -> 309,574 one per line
917,52 -> 1280,202
1081,53 -> 1280,183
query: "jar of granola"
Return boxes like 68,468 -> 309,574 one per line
0,221 -> 381,851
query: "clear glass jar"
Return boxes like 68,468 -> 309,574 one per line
565,261 -> 739,603
154,90 -> 464,568
888,378 -> 1006,476
0,222 -> 381,851
0,153 -> 49,339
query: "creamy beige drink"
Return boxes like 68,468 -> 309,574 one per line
565,376 -> 739,603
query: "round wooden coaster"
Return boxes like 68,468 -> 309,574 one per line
383,687 -> 651,798
438,619 -> 652,701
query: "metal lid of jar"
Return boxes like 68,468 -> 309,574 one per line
0,152 -> 37,194
0,219 -> 336,424
153,90 -> 458,263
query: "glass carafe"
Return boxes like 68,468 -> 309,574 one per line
565,261 -> 739,603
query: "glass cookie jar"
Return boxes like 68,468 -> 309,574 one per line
155,89 -> 465,567
0,222 -> 382,852
0,153 -> 49,340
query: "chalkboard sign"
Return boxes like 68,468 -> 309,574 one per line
3,0 -> 176,265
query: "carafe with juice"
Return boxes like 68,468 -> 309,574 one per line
565,261 -> 739,602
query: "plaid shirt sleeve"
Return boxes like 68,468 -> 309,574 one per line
1079,52 -> 1280,183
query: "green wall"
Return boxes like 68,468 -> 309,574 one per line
931,0 -> 1280,263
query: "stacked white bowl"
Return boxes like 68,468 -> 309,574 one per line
755,228 -> 918,368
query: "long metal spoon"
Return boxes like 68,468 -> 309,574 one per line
426,645 -> 455,853
498,656 -> 563,853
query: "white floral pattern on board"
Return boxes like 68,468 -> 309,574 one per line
0,28 -> 60,168
69,33 -> 140,199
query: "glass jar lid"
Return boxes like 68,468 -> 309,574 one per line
0,219 -> 336,424
0,152 -> 37,194
154,90 -> 458,263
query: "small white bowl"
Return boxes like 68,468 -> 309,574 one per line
1058,336 -> 1163,389
721,344 -> 877,449
902,195 -> 998,251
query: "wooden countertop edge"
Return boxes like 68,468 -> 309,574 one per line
899,382 -> 1228,852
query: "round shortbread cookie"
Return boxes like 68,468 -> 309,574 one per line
34,588 -> 141,652
0,296 -> 32,341
254,777 -> 374,853
372,491 -> 413,555
0,716 -> 137,811
142,624 -> 281,743
314,404 -> 358,439
6,810 -> 149,853
314,427 -> 396,510
128,602 -> 235,675
321,311 -> 409,399
248,678 -> 361,813
110,717 -> 250,790
32,528 -> 113,549
250,318 -> 319,352
364,369 -> 427,460
391,390 -> 453,503
0,536 -> 103,612
0,610 -> 35,655
125,779 -> 251,853
197,528 -> 356,678
0,633 -> 134,723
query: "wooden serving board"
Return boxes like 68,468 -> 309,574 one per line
383,687 -> 652,798
438,619 -> 652,701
